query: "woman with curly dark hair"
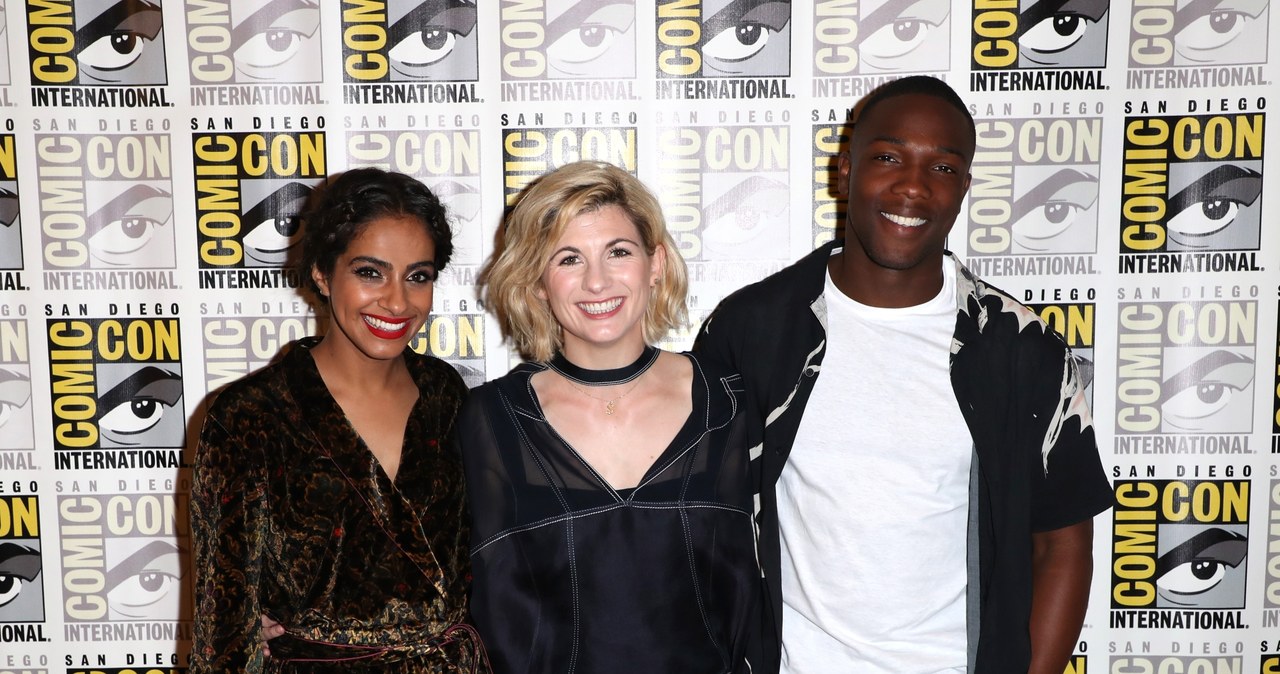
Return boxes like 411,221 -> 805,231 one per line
191,168 -> 488,673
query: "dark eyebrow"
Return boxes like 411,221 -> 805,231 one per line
0,542 -> 41,581
390,0 -> 477,43
232,0 -> 319,50
871,134 -> 970,161
105,540 -> 182,590
96,366 -> 183,413
77,0 -> 163,43
1010,168 -> 1097,222
349,256 -> 438,272
1158,350 -> 1254,405
86,185 -> 172,237
1154,527 -> 1247,579
545,1 -> 632,41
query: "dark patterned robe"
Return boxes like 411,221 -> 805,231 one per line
191,338 -> 487,673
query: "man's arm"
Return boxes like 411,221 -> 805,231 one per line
1028,518 -> 1093,674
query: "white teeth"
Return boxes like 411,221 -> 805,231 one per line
883,212 -> 926,227
579,298 -> 623,315
364,315 -> 408,331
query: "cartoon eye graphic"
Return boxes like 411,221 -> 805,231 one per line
703,176 -> 789,251
75,0 -> 164,82
0,368 -> 32,430
701,1 -> 791,69
86,185 -> 172,267
859,0 -> 949,64
1159,350 -> 1254,432
0,543 -> 41,609
231,0 -> 320,77
242,182 -> 313,266
1155,528 -> 1246,602
429,179 -> 481,225
1009,169 -> 1098,252
106,541 -> 184,619
545,3 -> 635,75
1174,0 -> 1267,62
0,187 -> 18,228
1015,0 -> 1108,65
387,0 -> 477,78
1166,165 -> 1261,246
97,366 -> 183,445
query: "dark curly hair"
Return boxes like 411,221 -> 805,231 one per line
298,168 -> 453,297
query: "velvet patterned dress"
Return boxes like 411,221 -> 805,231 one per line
191,338 -> 488,673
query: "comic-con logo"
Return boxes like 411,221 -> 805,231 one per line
1128,0 -> 1268,68
655,0 -> 793,99
1118,111 -> 1263,274
812,0 -> 950,77
26,0 -> 171,106
1111,479 -> 1249,618
35,131 -> 173,272
201,310 -> 316,393
0,318 -> 35,458
45,314 -> 184,470
964,114 -> 1102,278
345,119 -> 482,264
58,487 -> 190,629
811,113 -> 847,249
0,3 -> 11,87
500,0 -> 635,101
1112,657 -> 1242,673
1114,300 -> 1256,445
656,118 -> 790,261
0,134 -> 19,271
501,113 -> 637,205
186,0 -> 322,84
408,311 -> 484,388
191,124 -> 326,289
0,493 -> 44,630
971,0 -> 1109,69
343,0 -> 481,105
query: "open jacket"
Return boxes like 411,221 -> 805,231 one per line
696,242 -> 1113,673
191,338 -> 487,673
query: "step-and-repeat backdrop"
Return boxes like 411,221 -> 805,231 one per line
0,2 -> 1278,672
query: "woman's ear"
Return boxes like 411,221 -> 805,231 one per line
649,244 -> 667,286
311,265 -> 330,297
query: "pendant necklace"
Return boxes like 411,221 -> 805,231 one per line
549,345 -> 659,416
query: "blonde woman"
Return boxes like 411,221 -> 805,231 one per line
463,161 -> 758,672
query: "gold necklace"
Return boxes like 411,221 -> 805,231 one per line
564,374 -> 646,415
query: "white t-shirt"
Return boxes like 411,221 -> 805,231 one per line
778,261 -> 973,674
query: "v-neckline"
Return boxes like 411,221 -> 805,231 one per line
525,354 -> 703,496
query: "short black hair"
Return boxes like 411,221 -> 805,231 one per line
298,168 -> 453,297
855,75 -> 975,134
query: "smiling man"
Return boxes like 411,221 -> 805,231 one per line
698,76 -> 1113,674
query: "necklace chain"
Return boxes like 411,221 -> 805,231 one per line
564,376 -> 645,415
550,348 -> 659,415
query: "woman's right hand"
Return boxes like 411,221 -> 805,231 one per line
260,615 -> 286,657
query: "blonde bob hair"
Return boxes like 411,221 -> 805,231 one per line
481,161 -> 689,362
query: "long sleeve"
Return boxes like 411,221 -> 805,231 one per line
191,409 -> 269,673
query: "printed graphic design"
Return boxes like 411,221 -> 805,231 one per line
27,0 -> 171,104
1112,479 -> 1250,626
192,127 -> 326,289
0,494 -> 43,625
46,315 -> 185,470
1119,112 -> 1264,274
35,131 -> 174,271
1128,0 -> 1268,68
972,0 -> 1109,69
655,0 -> 793,99
501,117 -> 637,204
0,132 -> 19,270
58,486 -> 192,632
813,0 -> 950,77
1115,301 -> 1256,437
187,0 -> 323,84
